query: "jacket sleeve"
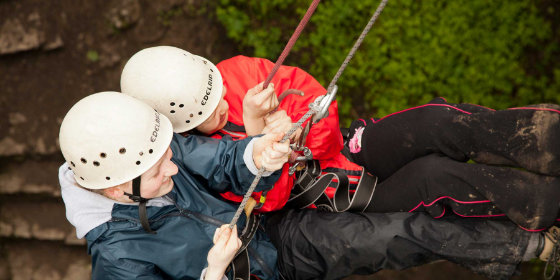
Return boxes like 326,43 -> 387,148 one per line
200,268 -> 228,280
217,56 -> 344,161
91,243 -> 166,280
170,134 -> 280,195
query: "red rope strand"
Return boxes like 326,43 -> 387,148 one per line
263,0 -> 321,89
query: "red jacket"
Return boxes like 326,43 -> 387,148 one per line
214,56 -> 363,212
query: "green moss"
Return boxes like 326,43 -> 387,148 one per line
215,0 -> 560,126
86,50 -> 99,62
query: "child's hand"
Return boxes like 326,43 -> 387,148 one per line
243,82 -> 279,136
253,132 -> 291,172
243,82 -> 278,119
262,110 -> 302,143
205,225 -> 242,280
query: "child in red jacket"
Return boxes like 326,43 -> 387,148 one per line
121,46 -> 560,232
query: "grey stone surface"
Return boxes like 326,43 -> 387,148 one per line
106,0 -> 141,30
0,198 -> 83,245
0,17 -> 43,55
1,240 -> 90,280
0,0 -> 233,158
0,159 -> 62,195
0,0 -> 235,278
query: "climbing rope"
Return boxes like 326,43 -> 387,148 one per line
228,0 -> 320,229
263,0 -> 321,89
325,0 -> 388,94
229,0 -> 389,228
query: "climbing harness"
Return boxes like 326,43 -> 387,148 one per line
287,162 -> 378,212
229,0 -> 389,228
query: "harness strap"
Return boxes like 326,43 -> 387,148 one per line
332,168 -> 377,212
237,213 -> 261,254
287,161 -> 378,212
230,214 -> 261,280
231,249 -> 250,280
285,160 -> 330,209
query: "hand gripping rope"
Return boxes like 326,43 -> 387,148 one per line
228,104 -> 320,228
229,0 -> 389,228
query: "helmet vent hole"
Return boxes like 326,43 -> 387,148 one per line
170,110 -> 175,114
170,102 -> 175,106
198,111 -> 202,115
106,177 -> 110,180
179,104 -> 184,108
81,158 -> 87,164
119,148 -> 126,154
136,161 -> 141,165
71,161 -> 76,167
93,161 -> 100,167
149,149 -> 153,154
186,120 -> 190,123
100,153 -> 107,158
80,177 -> 84,180
68,166 -> 71,170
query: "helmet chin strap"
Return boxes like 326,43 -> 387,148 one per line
124,177 -> 157,234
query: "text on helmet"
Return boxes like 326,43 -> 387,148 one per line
150,111 -> 161,142
201,69 -> 214,106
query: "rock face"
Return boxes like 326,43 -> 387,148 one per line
0,17 -> 43,55
0,0 -> 235,279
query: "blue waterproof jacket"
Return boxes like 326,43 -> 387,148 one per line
61,134 -> 280,279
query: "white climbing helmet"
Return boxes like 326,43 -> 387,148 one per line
59,92 -> 174,189
120,46 -> 223,133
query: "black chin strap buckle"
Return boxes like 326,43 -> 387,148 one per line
124,177 -> 157,234
124,193 -> 147,203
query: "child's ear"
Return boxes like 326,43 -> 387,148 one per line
103,185 -> 125,199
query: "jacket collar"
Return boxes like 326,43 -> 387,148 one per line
59,163 -> 174,239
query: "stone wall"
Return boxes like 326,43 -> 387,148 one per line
0,0 -> 235,279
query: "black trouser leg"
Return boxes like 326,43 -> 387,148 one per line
364,154 -> 560,230
351,102 -> 560,181
266,209 -> 535,280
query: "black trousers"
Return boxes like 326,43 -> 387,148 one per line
266,209 -> 535,280
349,98 -> 560,230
